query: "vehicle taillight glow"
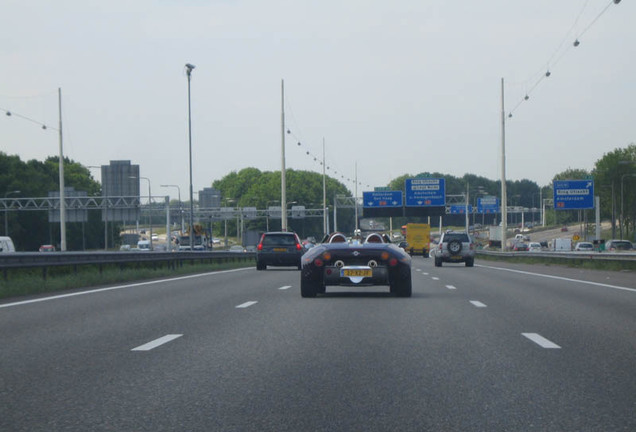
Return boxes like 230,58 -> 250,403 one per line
381,251 -> 390,260
388,258 -> 398,267
257,243 -> 263,251
296,243 -> 302,250
314,258 -> 324,267
323,252 -> 331,260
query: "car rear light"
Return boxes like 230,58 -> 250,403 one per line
323,252 -> 332,260
257,243 -> 263,251
381,251 -> 389,260
296,243 -> 302,250
388,258 -> 398,267
314,258 -> 324,267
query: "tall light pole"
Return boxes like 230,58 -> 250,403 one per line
500,78 -> 508,251
186,63 -> 196,249
161,185 -> 183,233
280,79 -> 287,232
4,190 -> 20,236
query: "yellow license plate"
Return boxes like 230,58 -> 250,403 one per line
273,248 -> 287,252
342,269 -> 372,277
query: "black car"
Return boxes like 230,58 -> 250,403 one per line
300,232 -> 412,297
256,232 -> 303,270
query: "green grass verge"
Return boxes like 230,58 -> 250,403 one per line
477,253 -> 636,272
0,257 -> 255,301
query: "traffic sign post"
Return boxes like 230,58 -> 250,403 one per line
553,180 -> 594,210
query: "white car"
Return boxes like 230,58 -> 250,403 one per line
575,242 -> 594,251
528,242 -> 542,252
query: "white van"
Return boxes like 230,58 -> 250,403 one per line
137,240 -> 151,251
0,236 -> 16,253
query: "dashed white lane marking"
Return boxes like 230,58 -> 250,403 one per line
132,334 -> 183,351
422,272 -> 429,276
522,333 -> 561,349
236,301 -> 258,309
415,269 -> 422,272
432,277 -> 440,281
470,300 -> 487,308
278,286 -> 292,290
446,285 -> 457,290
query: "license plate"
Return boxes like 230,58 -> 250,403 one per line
341,269 -> 372,278
273,248 -> 287,252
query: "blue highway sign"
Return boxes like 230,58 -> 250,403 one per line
553,180 -> 594,210
363,191 -> 403,208
450,204 -> 473,214
405,178 -> 446,207
477,196 -> 499,214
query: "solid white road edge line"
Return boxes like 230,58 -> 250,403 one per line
470,300 -> 487,307
236,301 -> 258,309
522,333 -> 561,349
132,334 -> 183,351
476,264 -> 636,293
278,286 -> 292,290
0,267 -> 253,309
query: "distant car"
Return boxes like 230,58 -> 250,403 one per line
256,232 -> 303,270
119,244 -> 132,251
605,239 -> 633,252
300,232 -> 412,297
513,242 -> 529,252
38,245 -> 56,252
528,242 -> 542,252
561,226 -> 569,232
574,242 -> 594,252
229,245 -> 245,253
433,231 -> 475,267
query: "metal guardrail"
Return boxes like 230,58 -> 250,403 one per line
477,250 -> 636,262
0,251 -> 255,280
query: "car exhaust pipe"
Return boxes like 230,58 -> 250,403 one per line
334,260 -> 345,268
368,260 -> 378,268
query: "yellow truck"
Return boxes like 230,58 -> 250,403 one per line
404,223 -> 431,256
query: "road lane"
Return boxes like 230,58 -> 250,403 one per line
1,260 -> 634,431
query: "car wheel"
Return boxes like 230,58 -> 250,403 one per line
465,258 -> 474,267
434,257 -> 442,267
448,240 -> 462,255
301,278 -> 320,298
392,274 -> 412,297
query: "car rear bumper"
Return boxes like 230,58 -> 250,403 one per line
257,251 -> 302,266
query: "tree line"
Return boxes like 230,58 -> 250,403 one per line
2,143 -> 635,250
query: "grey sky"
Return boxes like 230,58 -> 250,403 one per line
1,0 -> 632,200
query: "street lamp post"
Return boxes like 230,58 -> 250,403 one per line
4,190 -> 20,236
161,185 -> 183,233
185,63 -> 196,251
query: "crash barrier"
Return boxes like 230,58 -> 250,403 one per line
0,251 -> 255,281
476,250 -> 636,270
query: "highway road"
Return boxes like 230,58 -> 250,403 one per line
1,259 -> 635,431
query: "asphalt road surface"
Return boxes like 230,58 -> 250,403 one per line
1,258 -> 635,431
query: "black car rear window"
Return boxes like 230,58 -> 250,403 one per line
444,233 -> 470,242
262,234 -> 297,246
